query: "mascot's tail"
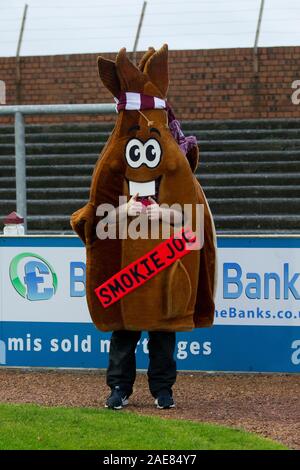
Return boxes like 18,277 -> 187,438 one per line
193,178 -> 218,328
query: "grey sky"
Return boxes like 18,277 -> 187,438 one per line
0,0 -> 300,57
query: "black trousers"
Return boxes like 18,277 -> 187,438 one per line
106,330 -> 177,398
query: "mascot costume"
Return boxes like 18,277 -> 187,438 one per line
71,44 -> 217,409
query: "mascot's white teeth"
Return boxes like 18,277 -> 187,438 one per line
129,180 -> 156,197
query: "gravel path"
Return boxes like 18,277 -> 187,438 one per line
0,369 -> 299,449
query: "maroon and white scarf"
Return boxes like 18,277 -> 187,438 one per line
115,92 -> 166,113
114,92 -> 197,157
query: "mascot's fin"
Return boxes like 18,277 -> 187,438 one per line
144,43 -> 169,98
70,202 -> 96,246
138,47 -> 156,71
165,260 -> 191,319
97,57 -> 120,97
115,47 -> 147,91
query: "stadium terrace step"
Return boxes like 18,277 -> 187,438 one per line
24,142 -> 103,155
208,198 -> 300,215
198,139 -> 300,152
0,188 -> 16,199
214,215 -> 300,231
0,132 -> 109,145
3,128 -> 300,145
0,175 -> 91,189
181,118 -> 300,130
21,214 -> 300,233
204,185 -> 300,198
0,154 -> 98,166
0,199 -> 87,216
186,129 -> 300,140
199,150 -> 300,163
23,215 -> 74,232
26,164 -> 94,177
1,118 -> 300,233
3,150 -> 300,166
26,188 -> 89,200
0,123 -> 114,134
197,173 -> 300,186
0,144 -> 14,155
199,161 -> 300,174
26,132 -> 109,144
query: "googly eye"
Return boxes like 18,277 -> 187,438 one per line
125,139 -> 144,168
144,139 -> 162,168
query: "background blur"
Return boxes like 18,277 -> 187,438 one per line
1,0 -> 300,56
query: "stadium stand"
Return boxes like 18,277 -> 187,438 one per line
0,118 -> 300,234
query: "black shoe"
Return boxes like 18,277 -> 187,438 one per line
105,386 -> 129,410
155,391 -> 175,409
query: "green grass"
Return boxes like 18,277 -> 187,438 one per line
0,403 -> 287,450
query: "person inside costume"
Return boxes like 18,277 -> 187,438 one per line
71,44 -> 217,409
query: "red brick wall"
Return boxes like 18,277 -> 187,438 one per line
1,47 -> 300,124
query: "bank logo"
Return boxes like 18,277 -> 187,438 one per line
9,252 -> 57,301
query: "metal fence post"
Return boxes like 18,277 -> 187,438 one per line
14,111 -> 27,233
253,0 -> 265,73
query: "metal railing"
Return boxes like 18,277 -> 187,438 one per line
0,103 -> 115,232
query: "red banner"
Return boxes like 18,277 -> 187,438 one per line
95,227 -> 197,309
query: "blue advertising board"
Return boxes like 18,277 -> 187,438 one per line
0,236 -> 299,372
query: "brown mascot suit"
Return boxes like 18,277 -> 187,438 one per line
71,44 -> 217,409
